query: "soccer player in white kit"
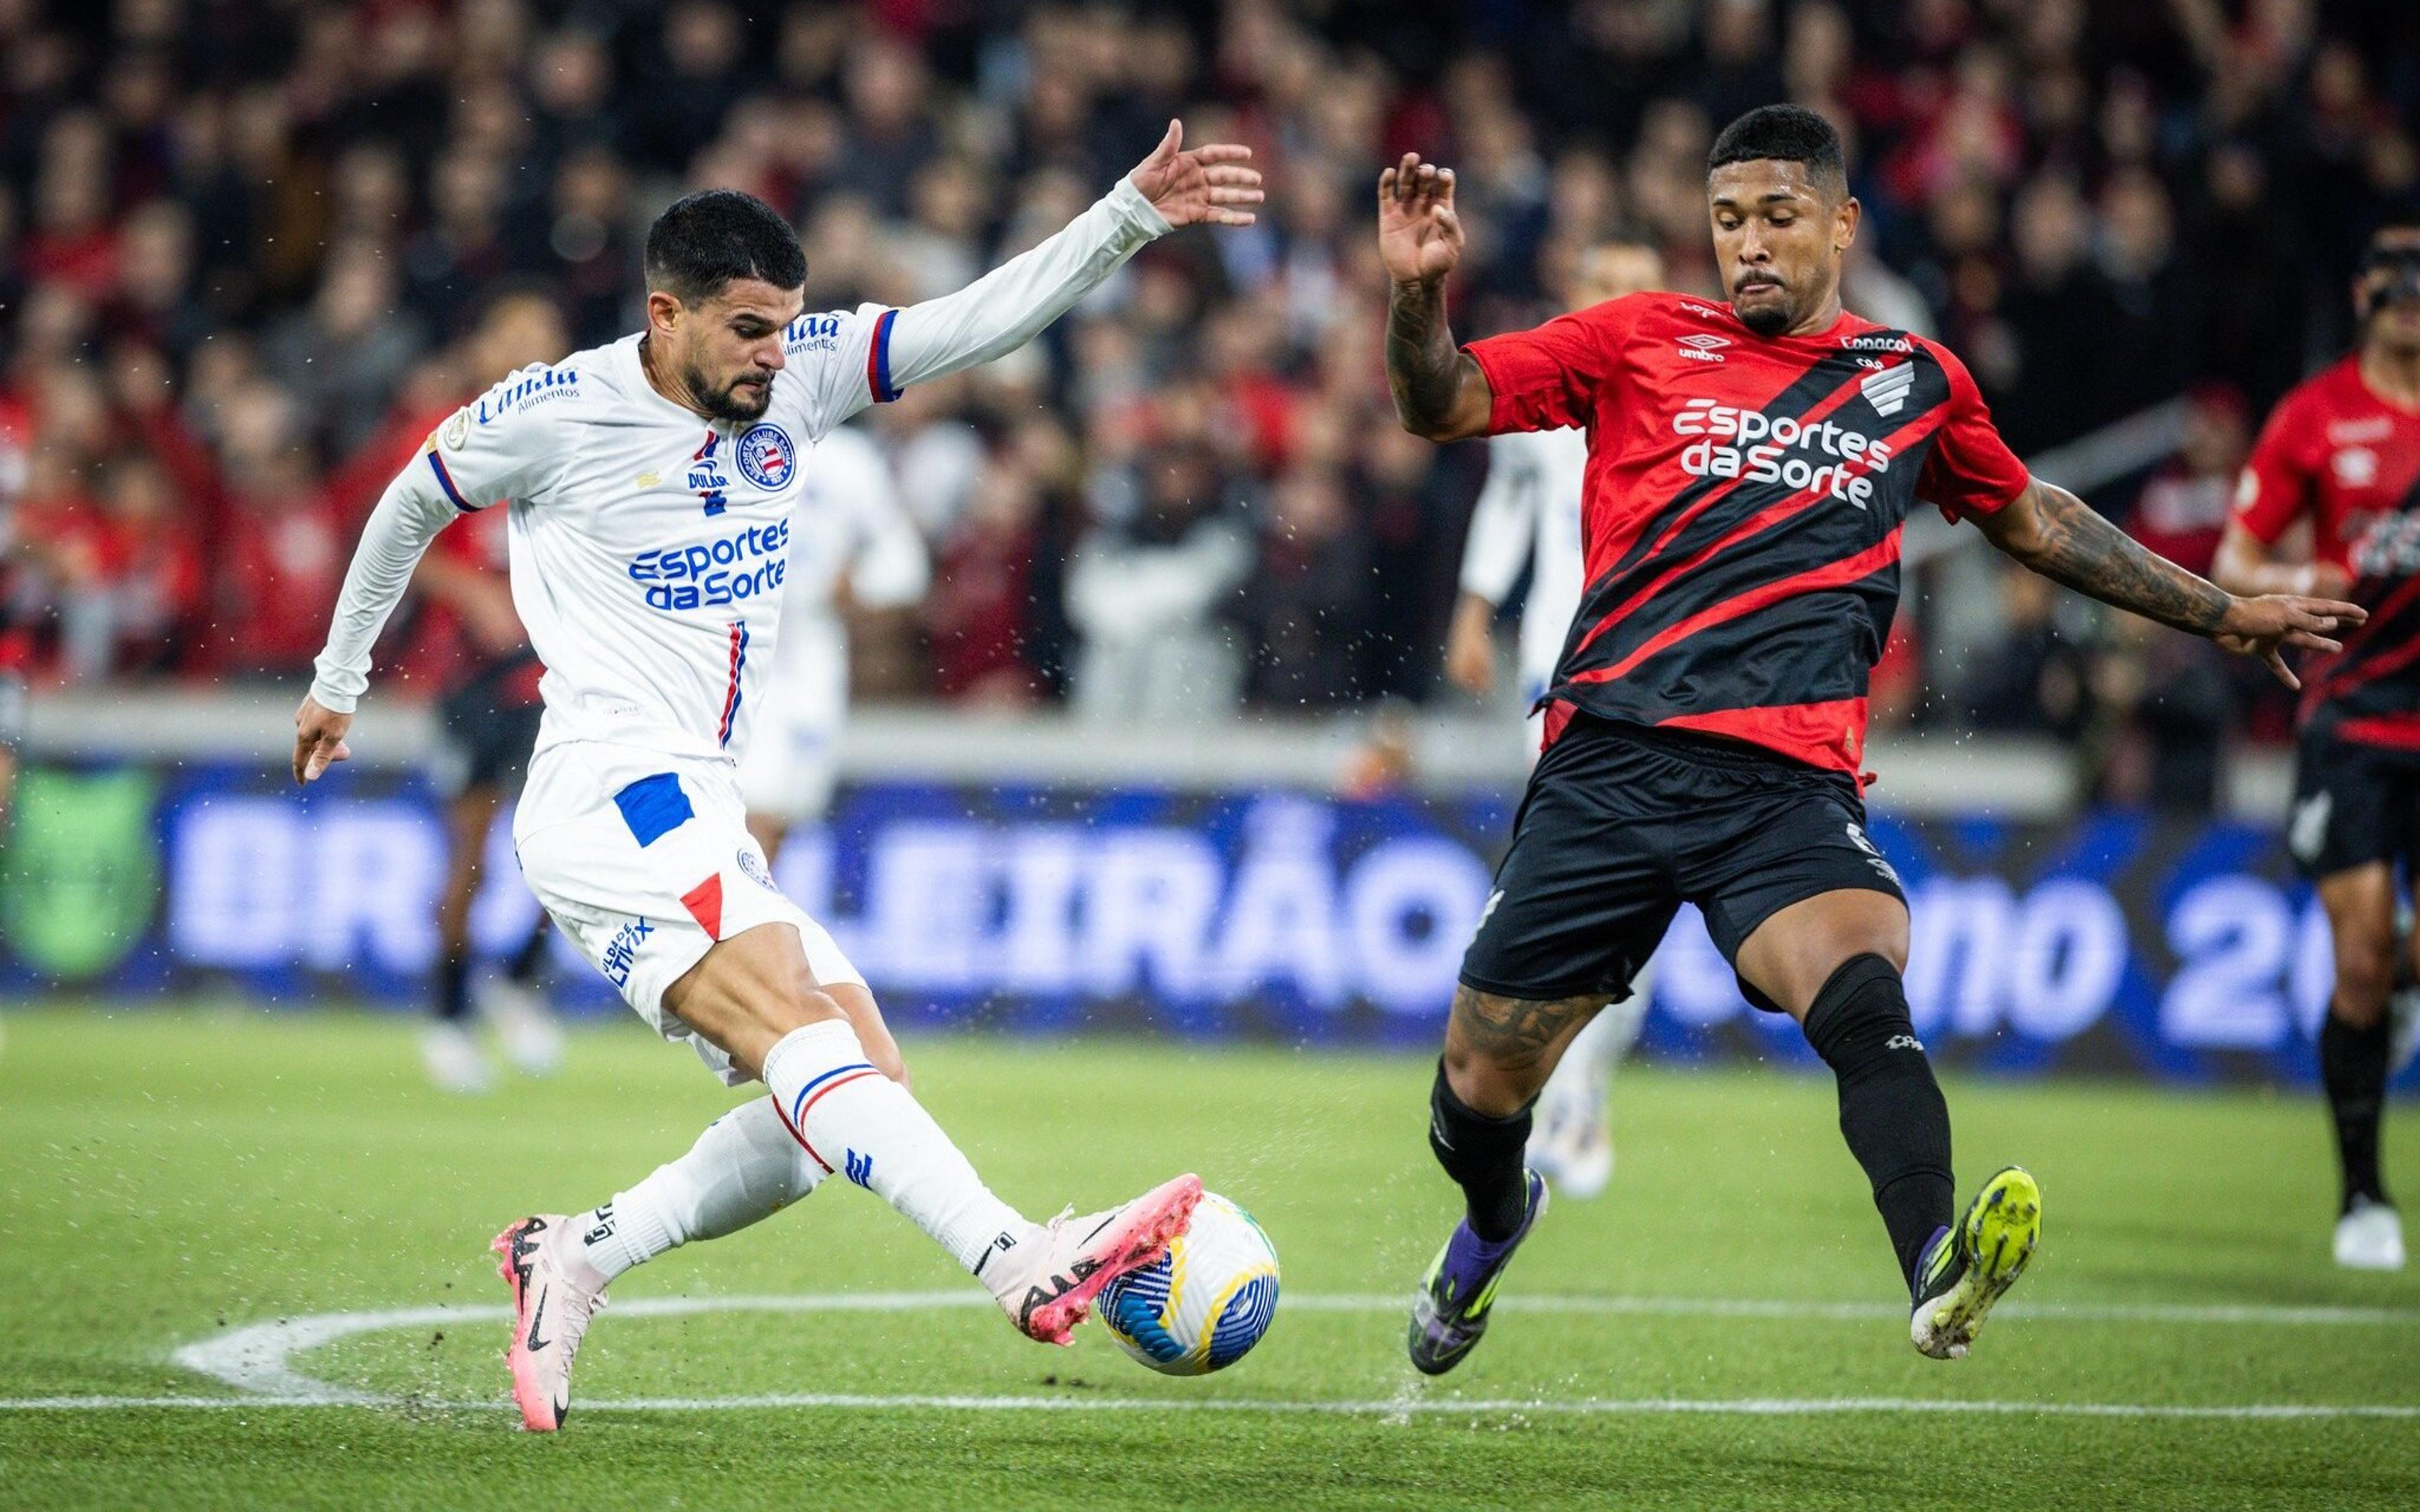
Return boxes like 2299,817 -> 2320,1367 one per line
292,122 -> 1262,1431
1444,236 -> 1664,1200
736,421 -> 928,857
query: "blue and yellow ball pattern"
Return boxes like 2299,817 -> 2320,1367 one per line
1098,1191 -> 1280,1375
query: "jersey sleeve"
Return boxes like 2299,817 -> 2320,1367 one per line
2231,393 -> 2317,546
306,365 -> 572,712
782,178 -> 1171,442
1914,343 -> 2030,521
775,305 -> 900,444
421,364 -> 569,511
1458,432 -> 1541,603
1461,296 -> 1639,436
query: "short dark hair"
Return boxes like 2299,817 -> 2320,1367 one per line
644,189 -> 807,304
1707,105 -> 1848,197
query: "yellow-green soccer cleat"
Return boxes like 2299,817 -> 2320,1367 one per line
1910,1166 -> 2041,1361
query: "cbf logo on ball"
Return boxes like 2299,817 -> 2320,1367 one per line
735,423 -> 796,490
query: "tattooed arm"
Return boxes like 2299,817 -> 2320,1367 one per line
1377,153 -> 1494,442
1973,474 -> 2366,689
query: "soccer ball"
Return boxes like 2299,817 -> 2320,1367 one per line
1098,1191 -> 1280,1375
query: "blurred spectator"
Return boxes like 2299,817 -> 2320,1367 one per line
263,240 -> 428,459
1064,442 -> 1250,723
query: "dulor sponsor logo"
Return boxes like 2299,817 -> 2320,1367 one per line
1671,398 -> 1893,505
627,518 -> 793,610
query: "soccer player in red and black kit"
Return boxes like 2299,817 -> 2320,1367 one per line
1381,106 -> 2365,1373
2215,216 -> 2420,1273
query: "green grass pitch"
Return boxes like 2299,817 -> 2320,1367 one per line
1,1005 -> 2415,1510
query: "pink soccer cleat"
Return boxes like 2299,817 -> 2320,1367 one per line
491,1214 -> 608,1431
982,1174 -> 1203,1345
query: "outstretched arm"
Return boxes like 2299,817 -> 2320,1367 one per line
882,120 -> 1259,393
294,466 -> 463,782
1973,474 -> 2365,689
1379,154 -> 1493,442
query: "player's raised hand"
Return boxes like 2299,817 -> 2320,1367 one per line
1127,119 -> 1262,228
292,694 -> 354,785
1378,153 -> 1465,285
2213,593 -> 2370,689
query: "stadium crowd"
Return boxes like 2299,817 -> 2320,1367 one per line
1,0 -> 2416,800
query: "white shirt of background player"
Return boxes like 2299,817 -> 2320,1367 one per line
1458,427 -> 1589,748
735,423 -> 928,827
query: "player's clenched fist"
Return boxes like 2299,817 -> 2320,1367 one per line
1378,154 -> 1465,285
292,694 -> 352,784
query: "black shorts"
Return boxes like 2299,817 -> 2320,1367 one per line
432,674 -> 542,801
2288,726 -> 2420,881
1459,714 -> 1906,1007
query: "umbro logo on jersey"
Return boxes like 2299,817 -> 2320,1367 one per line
1861,364 -> 1916,416
1676,333 -> 1730,362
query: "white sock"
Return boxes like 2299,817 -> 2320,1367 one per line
761,1018 -> 1027,1274
575,1097 -> 825,1282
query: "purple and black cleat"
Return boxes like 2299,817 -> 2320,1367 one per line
1407,1169 -> 1548,1376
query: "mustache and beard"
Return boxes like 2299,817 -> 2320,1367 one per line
689,362 -> 775,421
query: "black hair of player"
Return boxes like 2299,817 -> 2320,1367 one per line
1707,105 -> 1850,201
644,190 -> 807,306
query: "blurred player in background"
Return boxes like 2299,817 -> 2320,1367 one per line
739,422 -> 927,861
1382,105 -> 2363,1376
1446,232 -> 1666,1200
2215,215 -> 2420,1272
293,122 -> 1260,1431
410,294 -> 572,1093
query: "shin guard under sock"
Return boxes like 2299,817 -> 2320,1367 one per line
1429,1061 -> 1534,1242
2320,1012 -> 2391,1211
1802,954 -> 1954,1289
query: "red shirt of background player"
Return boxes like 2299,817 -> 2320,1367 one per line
1463,289 -> 2029,778
2232,354 -> 2420,744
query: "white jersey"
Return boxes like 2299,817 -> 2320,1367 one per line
309,179 -> 1168,767
1458,426 -> 1589,706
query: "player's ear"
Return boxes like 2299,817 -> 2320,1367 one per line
1834,195 -> 1860,255
645,288 -> 684,338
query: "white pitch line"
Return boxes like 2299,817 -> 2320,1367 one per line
8,1289 -> 2381,1421
4,1392 -> 2418,1421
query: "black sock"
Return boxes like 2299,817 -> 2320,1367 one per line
506,918 -> 550,985
1428,1061 -> 1533,1242
1801,954 -> 1955,1292
435,948 -> 472,1024
2320,1012 -> 2391,1211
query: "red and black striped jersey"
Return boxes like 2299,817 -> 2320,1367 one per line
1465,290 -> 2029,778
2232,355 -> 2420,748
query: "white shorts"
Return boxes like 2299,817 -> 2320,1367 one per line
513,741 -> 865,1085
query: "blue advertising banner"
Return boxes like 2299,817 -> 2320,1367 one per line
0,760 -> 2382,1087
